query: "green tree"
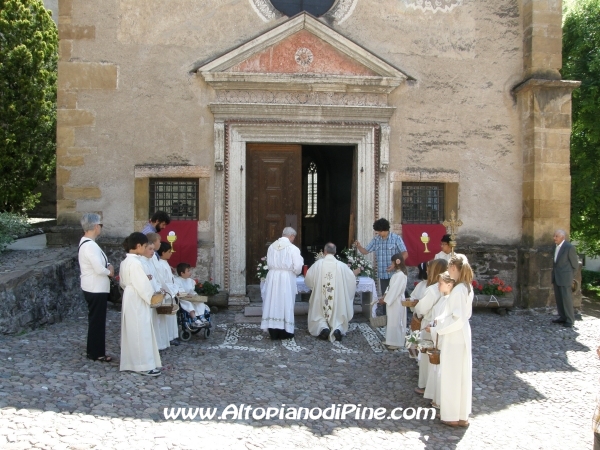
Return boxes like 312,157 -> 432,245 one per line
0,0 -> 57,212
562,0 -> 600,256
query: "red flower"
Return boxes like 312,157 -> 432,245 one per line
478,284 -> 483,291
472,280 -> 478,287
505,286 -> 513,293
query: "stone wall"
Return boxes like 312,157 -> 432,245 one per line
0,254 -> 83,335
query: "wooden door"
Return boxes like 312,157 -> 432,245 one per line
246,143 -> 302,283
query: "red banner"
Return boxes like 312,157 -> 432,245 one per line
159,221 -> 197,268
402,224 -> 448,266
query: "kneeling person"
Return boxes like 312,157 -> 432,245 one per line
305,242 -> 357,342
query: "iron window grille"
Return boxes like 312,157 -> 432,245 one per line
401,183 -> 445,224
149,178 -> 199,220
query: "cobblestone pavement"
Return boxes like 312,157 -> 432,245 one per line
0,306 -> 597,449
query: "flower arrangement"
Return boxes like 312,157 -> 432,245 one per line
405,329 -> 421,348
256,256 -> 269,280
313,251 -> 325,261
472,277 -> 513,296
195,279 -> 220,296
336,247 -> 374,278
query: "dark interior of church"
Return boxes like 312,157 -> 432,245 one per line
301,145 -> 354,266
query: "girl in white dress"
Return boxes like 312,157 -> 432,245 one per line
424,271 -> 455,407
412,259 -> 448,394
428,255 -> 473,427
119,232 -> 162,376
379,253 -> 407,350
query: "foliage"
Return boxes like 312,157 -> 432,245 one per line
336,247 -> 374,278
0,212 -> 30,251
472,277 -> 513,296
0,0 -> 57,212
562,0 -> 600,256
255,256 -> 268,280
195,279 -> 220,296
582,268 -> 600,286
405,329 -> 421,348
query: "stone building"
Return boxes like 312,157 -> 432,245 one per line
54,0 -> 579,308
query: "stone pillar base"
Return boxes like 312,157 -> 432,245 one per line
228,295 -> 250,310
518,247 -> 582,310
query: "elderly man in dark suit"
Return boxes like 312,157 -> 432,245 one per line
551,229 -> 579,328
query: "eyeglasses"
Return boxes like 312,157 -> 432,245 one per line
97,223 -> 103,228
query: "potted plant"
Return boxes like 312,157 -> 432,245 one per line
472,277 -> 514,309
195,279 -> 228,309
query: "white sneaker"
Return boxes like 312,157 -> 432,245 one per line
193,319 -> 203,327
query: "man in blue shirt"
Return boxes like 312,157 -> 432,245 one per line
141,211 -> 171,235
355,218 -> 409,294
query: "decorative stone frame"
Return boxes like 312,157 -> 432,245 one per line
133,164 -> 211,232
213,119 -> 391,302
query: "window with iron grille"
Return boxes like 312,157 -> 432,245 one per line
149,179 -> 199,220
401,183 -> 445,224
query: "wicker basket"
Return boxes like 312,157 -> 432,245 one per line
401,299 -> 418,308
427,336 -> 440,365
156,294 -> 179,315
150,292 -> 165,308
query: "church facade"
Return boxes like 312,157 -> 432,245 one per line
55,0 -> 579,307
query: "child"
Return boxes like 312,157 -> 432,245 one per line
413,259 -> 448,394
119,232 -> 162,376
147,234 -> 180,346
410,262 -> 429,301
424,270 -> 456,409
378,253 -> 407,350
429,255 -> 474,427
174,263 -> 210,321
139,241 -> 172,351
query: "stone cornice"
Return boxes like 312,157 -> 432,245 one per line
512,78 -> 581,95
134,165 -> 211,178
209,103 -> 396,121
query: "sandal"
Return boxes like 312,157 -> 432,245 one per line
414,387 -> 425,395
139,369 -> 161,377
95,355 -> 112,362
441,420 -> 460,427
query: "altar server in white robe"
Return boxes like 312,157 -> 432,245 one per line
428,255 -> 473,427
155,242 -> 185,342
424,271 -> 455,407
412,259 -> 448,394
379,253 -> 408,350
434,234 -> 468,263
140,242 -> 171,351
305,243 -> 357,342
261,227 -> 304,340
119,232 -> 162,376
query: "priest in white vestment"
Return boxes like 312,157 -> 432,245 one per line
261,227 -> 304,340
305,243 -> 357,342
119,235 -> 162,376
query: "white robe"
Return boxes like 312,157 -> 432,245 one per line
430,283 -> 473,421
413,283 -> 441,389
154,259 -> 180,340
305,254 -> 357,341
261,237 -> 303,333
119,254 -> 162,372
174,276 -> 208,316
140,257 -> 170,351
383,270 -> 407,347
424,293 -> 449,404
410,280 -> 428,301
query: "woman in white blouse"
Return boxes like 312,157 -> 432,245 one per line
78,213 -> 114,362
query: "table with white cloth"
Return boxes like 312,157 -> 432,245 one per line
295,276 -> 377,318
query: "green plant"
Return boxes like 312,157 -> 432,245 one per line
195,279 -> 220,296
0,212 -> 30,251
0,0 -> 58,212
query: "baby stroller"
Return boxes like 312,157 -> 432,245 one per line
177,301 -> 212,341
